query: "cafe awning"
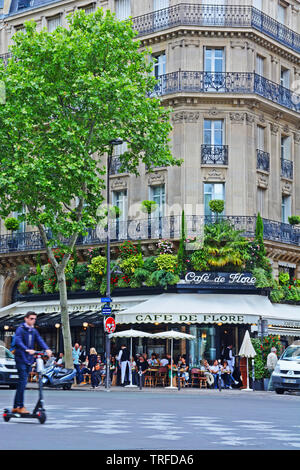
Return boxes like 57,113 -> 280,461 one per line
266,303 -> 300,329
115,293 -> 274,325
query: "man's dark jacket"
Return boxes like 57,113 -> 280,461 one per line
14,323 -> 49,365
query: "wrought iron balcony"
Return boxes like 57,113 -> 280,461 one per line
153,71 -> 300,114
281,158 -> 293,179
132,4 -> 300,55
256,149 -> 270,172
1,215 -> 300,254
201,144 -> 228,165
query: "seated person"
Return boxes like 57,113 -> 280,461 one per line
148,353 -> 160,367
177,356 -> 189,386
221,360 -> 238,389
200,359 -> 214,388
159,355 -> 169,367
210,359 -> 221,389
55,352 -> 64,368
136,356 -> 149,386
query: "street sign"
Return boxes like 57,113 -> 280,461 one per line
101,297 -> 112,303
101,305 -> 112,315
258,319 -> 268,337
104,316 -> 116,334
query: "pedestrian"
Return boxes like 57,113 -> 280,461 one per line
79,345 -> 86,364
116,344 -> 131,386
224,344 -> 235,372
72,342 -> 83,384
267,347 -> 278,391
88,347 -> 99,389
12,311 -> 52,414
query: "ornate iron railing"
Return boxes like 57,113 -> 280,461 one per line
281,158 -> 293,179
1,215 -> 300,253
256,149 -> 270,172
201,144 -> 228,165
153,71 -> 300,114
132,4 -> 300,54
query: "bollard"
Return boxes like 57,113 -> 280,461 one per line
139,366 -> 142,390
177,368 -> 181,391
252,358 -> 255,391
218,360 -> 222,392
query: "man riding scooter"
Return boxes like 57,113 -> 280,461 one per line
12,311 -> 52,414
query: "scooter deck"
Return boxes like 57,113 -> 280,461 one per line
3,408 -> 46,423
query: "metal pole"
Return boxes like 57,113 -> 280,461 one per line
105,145 -> 113,392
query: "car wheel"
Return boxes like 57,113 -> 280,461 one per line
275,388 -> 284,394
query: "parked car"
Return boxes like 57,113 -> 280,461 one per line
0,345 -> 19,388
272,341 -> 300,394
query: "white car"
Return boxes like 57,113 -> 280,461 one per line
0,345 -> 19,389
272,341 -> 300,394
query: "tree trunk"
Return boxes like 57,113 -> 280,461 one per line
56,268 -> 73,369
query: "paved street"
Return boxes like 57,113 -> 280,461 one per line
1,387 -> 300,450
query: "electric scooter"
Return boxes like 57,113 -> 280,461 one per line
3,352 -> 47,424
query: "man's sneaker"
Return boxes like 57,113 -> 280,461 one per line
234,380 -> 239,385
17,407 -> 30,414
12,407 -> 21,413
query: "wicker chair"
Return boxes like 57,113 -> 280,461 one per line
190,368 -> 201,387
155,367 -> 168,387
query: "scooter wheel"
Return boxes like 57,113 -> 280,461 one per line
37,411 -> 46,424
63,384 -> 71,390
3,415 -> 10,422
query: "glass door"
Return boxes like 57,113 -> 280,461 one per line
204,48 -> 225,91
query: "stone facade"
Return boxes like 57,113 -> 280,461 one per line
1,0 -> 300,305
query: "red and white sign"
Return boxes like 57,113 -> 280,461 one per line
105,316 -> 116,334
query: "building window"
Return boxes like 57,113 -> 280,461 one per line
256,55 -> 265,77
154,0 -> 169,10
47,15 -> 61,32
257,125 -> 265,151
204,183 -> 225,216
281,135 -> 291,160
152,52 -> 166,80
253,0 -> 262,10
257,188 -> 266,217
112,190 -> 127,221
204,48 -> 225,73
278,3 -> 286,24
204,119 -> 224,146
280,67 -> 290,89
115,0 -> 131,20
149,185 -> 165,217
282,195 -> 291,223
81,3 -> 96,14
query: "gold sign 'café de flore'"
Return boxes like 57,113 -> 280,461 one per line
1,271 -> 300,363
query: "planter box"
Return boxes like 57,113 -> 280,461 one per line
253,378 -> 264,391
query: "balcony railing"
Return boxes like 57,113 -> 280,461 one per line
201,144 -> 228,165
1,215 -> 300,254
256,149 -> 270,172
281,158 -> 293,179
153,71 -> 300,114
132,4 -> 300,54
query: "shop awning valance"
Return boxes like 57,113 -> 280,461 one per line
268,326 -> 300,337
115,293 -> 275,325
266,303 -> 300,329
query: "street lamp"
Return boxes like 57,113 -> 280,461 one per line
105,138 -> 124,392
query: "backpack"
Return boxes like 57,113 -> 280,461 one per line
9,334 -> 16,355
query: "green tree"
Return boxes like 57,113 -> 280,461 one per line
0,10 -> 179,367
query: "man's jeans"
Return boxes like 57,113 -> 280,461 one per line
14,362 -> 31,408
74,364 -> 83,384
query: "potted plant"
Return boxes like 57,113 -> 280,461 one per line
209,199 -> 224,221
288,215 -> 300,226
4,217 -> 20,251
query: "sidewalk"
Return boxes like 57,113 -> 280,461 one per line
26,382 -> 272,395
